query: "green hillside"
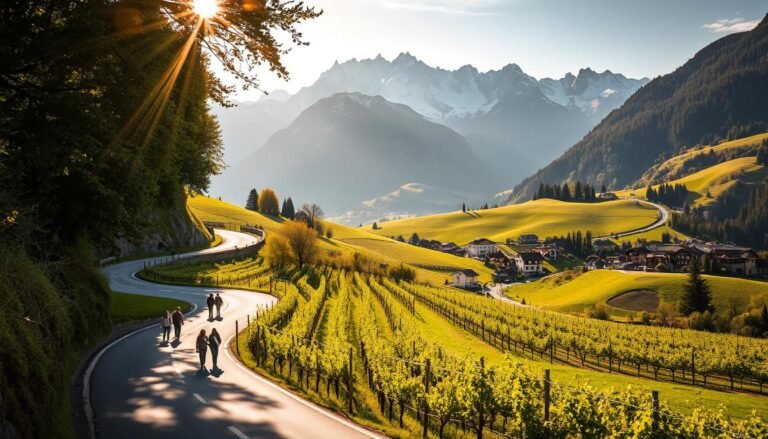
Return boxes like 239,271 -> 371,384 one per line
367,198 -> 660,245
632,133 -> 768,188
616,156 -> 767,207
188,195 -> 492,284
505,269 -> 768,315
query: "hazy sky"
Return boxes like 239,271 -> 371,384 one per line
223,0 -> 766,101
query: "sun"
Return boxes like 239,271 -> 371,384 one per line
192,0 -> 219,19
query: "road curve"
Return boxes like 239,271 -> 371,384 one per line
595,199 -> 669,240
89,230 -> 380,439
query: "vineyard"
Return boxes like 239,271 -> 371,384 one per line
223,261 -> 768,438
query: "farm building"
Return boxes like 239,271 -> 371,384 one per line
465,238 -> 497,258
452,269 -> 480,288
518,234 -> 539,245
514,251 -> 544,276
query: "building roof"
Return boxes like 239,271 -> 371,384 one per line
517,251 -> 544,262
468,238 -> 495,246
454,269 -> 480,277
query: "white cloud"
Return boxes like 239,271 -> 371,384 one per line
701,17 -> 759,33
379,0 -> 503,15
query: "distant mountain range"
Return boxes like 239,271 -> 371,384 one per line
215,54 -> 647,165
216,93 -> 501,223
505,14 -> 768,204
211,54 -> 647,219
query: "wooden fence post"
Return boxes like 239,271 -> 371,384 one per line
235,320 -> 240,356
348,347 -> 354,414
543,369 -> 551,424
651,390 -> 659,431
423,358 -> 431,438
691,349 -> 696,386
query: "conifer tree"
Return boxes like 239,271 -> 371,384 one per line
679,258 -> 713,315
246,188 -> 259,211
573,181 -> 581,200
281,197 -> 296,219
561,184 -> 572,201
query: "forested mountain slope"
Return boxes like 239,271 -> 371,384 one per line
507,14 -> 768,203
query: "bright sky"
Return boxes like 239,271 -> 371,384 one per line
223,0 -> 765,102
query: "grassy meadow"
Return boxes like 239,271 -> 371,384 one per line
366,198 -> 661,245
504,269 -> 768,314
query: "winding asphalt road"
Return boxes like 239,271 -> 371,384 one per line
89,230 -> 380,439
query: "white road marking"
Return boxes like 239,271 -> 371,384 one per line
228,426 -> 249,439
193,393 -> 207,404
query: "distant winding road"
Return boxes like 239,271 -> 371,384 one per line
87,230 -> 380,439
595,199 -> 669,240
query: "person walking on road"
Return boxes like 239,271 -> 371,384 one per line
209,328 -> 222,370
171,307 -> 184,340
214,292 -> 223,319
160,311 -> 171,343
206,293 -> 215,320
195,329 -> 209,370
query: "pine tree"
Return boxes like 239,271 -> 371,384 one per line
281,197 -> 296,219
462,203 -> 466,212
409,232 -> 420,245
561,184 -> 572,201
574,181 -> 583,200
246,188 -> 259,211
601,184 -> 607,193
372,222 -> 379,230
757,145 -> 768,166
679,258 -> 713,315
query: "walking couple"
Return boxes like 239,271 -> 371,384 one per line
207,292 -> 224,320
196,328 -> 222,372
160,307 -> 184,343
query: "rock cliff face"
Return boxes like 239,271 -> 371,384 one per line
109,192 -> 210,257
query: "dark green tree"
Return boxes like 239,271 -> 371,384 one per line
409,232 -> 420,245
757,145 -> 768,165
281,197 -> 295,219
246,189 -> 259,211
679,259 -> 713,315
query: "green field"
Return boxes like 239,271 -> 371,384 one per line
504,269 -> 768,314
367,199 -> 661,245
110,291 -> 191,324
188,195 -> 492,284
616,156 -> 767,207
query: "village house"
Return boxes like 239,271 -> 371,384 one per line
514,251 -> 545,276
533,244 -> 559,259
622,241 -> 760,275
452,269 -> 479,289
597,192 -> 619,200
695,243 -> 759,276
518,234 -> 539,245
584,255 -> 607,270
465,238 -> 497,258
440,242 -> 465,256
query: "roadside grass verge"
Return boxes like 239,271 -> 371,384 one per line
110,291 -> 191,325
